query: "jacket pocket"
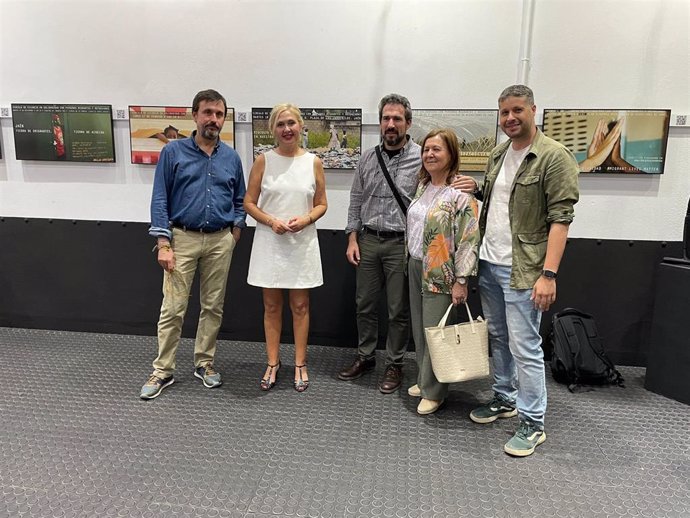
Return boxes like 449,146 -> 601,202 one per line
516,232 -> 548,270
514,174 -> 540,204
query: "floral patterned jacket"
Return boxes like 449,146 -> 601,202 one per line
409,183 -> 480,294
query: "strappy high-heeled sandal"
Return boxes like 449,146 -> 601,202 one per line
260,361 -> 280,391
294,364 -> 309,393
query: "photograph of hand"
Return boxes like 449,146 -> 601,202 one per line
542,109 -> 671,174
579,117 -> 640,173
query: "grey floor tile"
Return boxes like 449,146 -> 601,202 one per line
0,327 -> 688,518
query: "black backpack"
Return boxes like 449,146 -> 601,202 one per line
549,308 -> 624,393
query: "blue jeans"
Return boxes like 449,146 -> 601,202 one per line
478,260 -> 546,427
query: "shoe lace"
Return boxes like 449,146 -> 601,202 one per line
146,374 -> 162,386
384,366 -> 400,379
203,364 -> 217,376
515,420 -> 538,440
488,394 -> 507,408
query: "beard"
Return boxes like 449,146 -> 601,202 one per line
382,130 -> 405,148
201,124 -> 220,140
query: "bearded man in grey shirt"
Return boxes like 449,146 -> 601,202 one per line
338,93 -> 421,394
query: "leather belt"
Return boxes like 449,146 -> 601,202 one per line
362,226 -> 405,239
171,223 -> 232,234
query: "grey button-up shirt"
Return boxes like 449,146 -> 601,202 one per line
346,136 -> 422,234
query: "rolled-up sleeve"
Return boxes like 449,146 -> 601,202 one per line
544,147 -> 579,225
149,145 -> 173,239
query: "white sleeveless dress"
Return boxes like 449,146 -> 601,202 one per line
247,150 -> 323,288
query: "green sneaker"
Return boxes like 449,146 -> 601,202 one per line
504,419 -> 546,457
194,363 -> 222,388
140,374 -> 174,399
469,394 -> 517,424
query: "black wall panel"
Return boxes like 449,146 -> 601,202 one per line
0,217 -> 682,366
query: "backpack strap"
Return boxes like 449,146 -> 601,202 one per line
375,145 -> 408,217
557,317 -> 583,384
579,317 -> 625,387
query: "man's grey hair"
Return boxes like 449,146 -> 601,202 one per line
498,85 -> 534,106
378,93 -> 412,122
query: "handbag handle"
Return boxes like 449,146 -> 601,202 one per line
437,303 -> 477,334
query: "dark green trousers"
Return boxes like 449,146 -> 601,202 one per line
355,232 -> 409,366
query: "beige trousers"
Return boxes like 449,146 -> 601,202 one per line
152,227 -> 236,377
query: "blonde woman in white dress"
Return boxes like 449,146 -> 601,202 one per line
244,103 -> 328,392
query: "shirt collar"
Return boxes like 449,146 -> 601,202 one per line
190,130 -> 221,153
380,134 -> 413,156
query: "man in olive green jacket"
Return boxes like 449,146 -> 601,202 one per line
457,85 -> 579,457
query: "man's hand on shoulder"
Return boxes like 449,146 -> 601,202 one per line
452,175 -> 478,194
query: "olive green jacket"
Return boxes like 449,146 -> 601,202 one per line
477,130 -> 579,289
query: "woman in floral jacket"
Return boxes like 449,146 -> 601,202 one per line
406,128 -> 480,415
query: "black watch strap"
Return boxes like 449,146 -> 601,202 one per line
542,269 -> 557,279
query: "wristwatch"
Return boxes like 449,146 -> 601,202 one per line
456,277 -> 467,285
541,269 -> 557,279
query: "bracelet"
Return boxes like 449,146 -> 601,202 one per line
266,218 -> 273,227
157,244 -> 172,252
152,243 -> 171,252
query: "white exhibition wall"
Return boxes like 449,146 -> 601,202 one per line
0,0 -> 688,240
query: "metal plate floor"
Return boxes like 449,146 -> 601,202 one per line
0,327 -> 688,518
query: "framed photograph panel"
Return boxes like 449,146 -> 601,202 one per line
542,109 -> 671,174
410,109 -> 498,173
252,107 -> 362,170
129,106 -> 235,164
12,104 -> 115,162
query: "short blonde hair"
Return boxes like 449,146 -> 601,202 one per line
268,103 -> 304,141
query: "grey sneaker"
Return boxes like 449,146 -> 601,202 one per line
469,394 -> 517,424
504,419 -> 546,457
140,374 -> 174,399
194,363 -> 222,388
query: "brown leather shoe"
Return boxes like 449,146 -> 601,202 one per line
338,357 -> 376,381
379,365 -> 402,394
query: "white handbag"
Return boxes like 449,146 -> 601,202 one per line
425,303 -> 490,383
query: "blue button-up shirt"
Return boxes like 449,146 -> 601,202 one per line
149,132 -> 247,239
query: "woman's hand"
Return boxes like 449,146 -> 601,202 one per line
270,219 -> 292,235
287,215 -> 310,233
452,282 -> 468,306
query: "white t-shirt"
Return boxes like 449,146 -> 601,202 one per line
479,144 -> 531,266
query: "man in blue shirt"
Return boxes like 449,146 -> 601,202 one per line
141,89 -> 246,399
